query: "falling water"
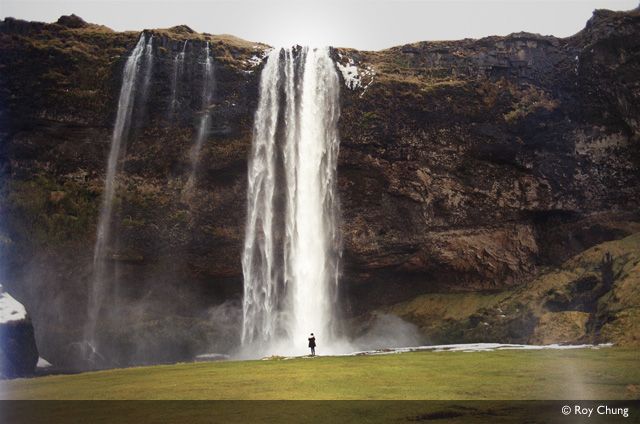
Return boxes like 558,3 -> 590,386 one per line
242,47 -> 342,357
184,42 -> 215,192
84,33 -> 154,362
290,48 -> 341,350
140,35 -> 154,102
241,48 -> 281,348
169,40 -> 188,117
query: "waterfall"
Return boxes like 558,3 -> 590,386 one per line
241,47 -> 342,357
184,42 -> 215,193
290,47 -> 341,350
140,35 -> 154,102
169,40 -> 188,117
84,33 -> 153,362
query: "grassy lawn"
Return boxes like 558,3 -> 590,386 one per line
2,348 -> 639,400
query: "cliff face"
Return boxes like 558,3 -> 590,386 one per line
335,8 -> 640,313
0,10 -> 639,366
0,16 -> 264,366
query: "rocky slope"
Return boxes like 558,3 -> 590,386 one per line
384,231 -> 640,346
0,9 -> 639,367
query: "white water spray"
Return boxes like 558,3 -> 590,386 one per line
84,34 -> 153,360
241,47 -> 342,357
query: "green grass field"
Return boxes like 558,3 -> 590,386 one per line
2,348 -> 639,400
2,348 -> 639,423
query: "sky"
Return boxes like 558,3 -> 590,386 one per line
1,0 -> 638,50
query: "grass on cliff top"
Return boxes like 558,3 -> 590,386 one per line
2,348 -> 639,401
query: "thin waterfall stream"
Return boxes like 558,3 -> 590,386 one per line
83,34 -> 154,364
184,42 -> 215,194
169,40 -> 188,117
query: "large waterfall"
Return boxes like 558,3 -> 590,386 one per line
84,34 -> 154,361
241,47 -> 342,357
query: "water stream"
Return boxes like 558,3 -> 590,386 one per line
84,34 -> 154,363
184,42 -> 215,193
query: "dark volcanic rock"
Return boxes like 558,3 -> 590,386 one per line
56,14 -> 89,29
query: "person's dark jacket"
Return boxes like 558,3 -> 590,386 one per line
308,337 -> 316,348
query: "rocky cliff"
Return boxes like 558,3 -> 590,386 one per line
0,9 -> 639,368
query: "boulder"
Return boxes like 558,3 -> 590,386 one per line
56,14 -> 88,29
0,285 -> 39,378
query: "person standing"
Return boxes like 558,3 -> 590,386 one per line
308,333 -> 316,356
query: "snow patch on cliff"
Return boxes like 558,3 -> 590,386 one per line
336,59 -> 360,89
336,53 -> 375,97
247,55 -> 263,67
242,49 -> 271,73
0,284 -> 27,324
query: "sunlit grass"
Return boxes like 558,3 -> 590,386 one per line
1,348 -> 638,400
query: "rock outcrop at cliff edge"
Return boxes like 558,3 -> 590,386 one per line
0,8 -> 639,367
0,286 -> 39,377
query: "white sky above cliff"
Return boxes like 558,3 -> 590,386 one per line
1,0 -> 638,50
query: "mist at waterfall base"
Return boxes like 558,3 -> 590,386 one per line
12,37 -> 422,371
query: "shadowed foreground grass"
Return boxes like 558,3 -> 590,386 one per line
2,348 -> 639,400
